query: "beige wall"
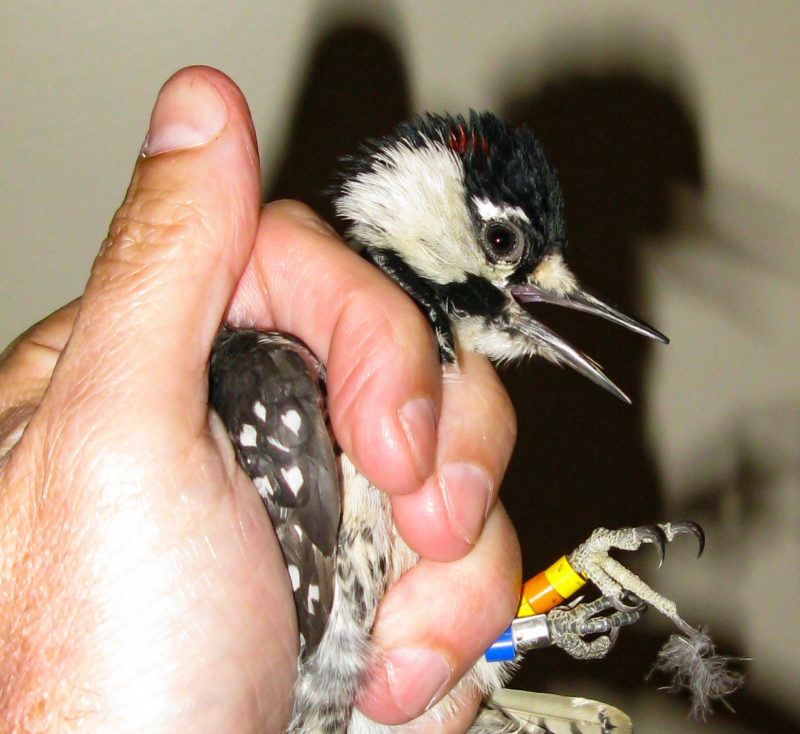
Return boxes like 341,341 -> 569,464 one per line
2,2 -> 798,731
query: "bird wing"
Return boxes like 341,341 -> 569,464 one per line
209,327 -> 340,659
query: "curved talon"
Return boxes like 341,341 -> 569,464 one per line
634,525 -> 667,567
607,626 -> 620,650
622,591 -> 646,610
567,521 -> 701,622
610,593 -> 643,613
672,520 -> 706,558
669,613 -> 698,637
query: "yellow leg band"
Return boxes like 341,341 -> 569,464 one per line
517,596 -> 535,617
544,555 -> 586,600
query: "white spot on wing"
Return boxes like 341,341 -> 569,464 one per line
252,400 -> 267,422
308,583 -> 319,611
281,409 -> 302,435
288,564 -> 300,591
268,435 -> 290,452
253,476 -> 273,500
281,465 -> 304,496
238,424 -> 257,447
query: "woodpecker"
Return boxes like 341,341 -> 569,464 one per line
208,113 -> 700,733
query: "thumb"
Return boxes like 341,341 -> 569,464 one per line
49,67 -> 261,427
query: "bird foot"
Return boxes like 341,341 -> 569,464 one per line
567,522 -> 704,619
547,595 -> 644,660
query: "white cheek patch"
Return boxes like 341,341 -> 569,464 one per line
533,254 -> 577,295
336,140 -> 484,283
472,196 -> 530,224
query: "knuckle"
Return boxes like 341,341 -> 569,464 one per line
89,190 -> 217,300
107,189 -> 213,264
329,290 -> 436,424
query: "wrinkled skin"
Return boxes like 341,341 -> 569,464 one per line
0,67 -> 520,733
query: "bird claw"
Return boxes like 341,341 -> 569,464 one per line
628,522 -> 705,566
633,525 -> 667,567
609,591 -> 645,613
663,520 -> 705,558
546,594 -> 644,660
567,521 -> 705,619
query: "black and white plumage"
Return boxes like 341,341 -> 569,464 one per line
208,112 -> 671,733
335,113 -> 665,391
210,329 -> 339,658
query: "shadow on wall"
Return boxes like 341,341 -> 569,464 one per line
498,73 -> 702,691
261,16 -> 800,734
265,20 -> 411,222
500,73 -> 702,555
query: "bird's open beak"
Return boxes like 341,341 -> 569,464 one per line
510,282 -> 668,404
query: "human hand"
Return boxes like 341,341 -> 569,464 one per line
0,67 -> 520,732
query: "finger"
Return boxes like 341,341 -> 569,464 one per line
0,300 -> 80,458
226,200 -> 443,495
379,694 -> 482,734
391,351 -> 516,561
0,299 -> 79,406
48,66 -> 261,425
357,505 -> 522,724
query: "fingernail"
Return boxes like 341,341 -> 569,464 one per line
383,647 -> 452,717
141,73 -> 227,157
398,397 -> 437,480
439,462 -> 493,546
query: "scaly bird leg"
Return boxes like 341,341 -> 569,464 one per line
488,522 -> 705,663
567,522 -> 704,618
546,595 -> 644,660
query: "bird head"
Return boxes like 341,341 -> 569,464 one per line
334,112 -> 667,402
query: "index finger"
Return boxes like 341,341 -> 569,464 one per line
226,200 -> 443,496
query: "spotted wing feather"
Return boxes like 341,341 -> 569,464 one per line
209,327 -> 340,658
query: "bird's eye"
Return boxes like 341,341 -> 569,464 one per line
481,221 -> 525,263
